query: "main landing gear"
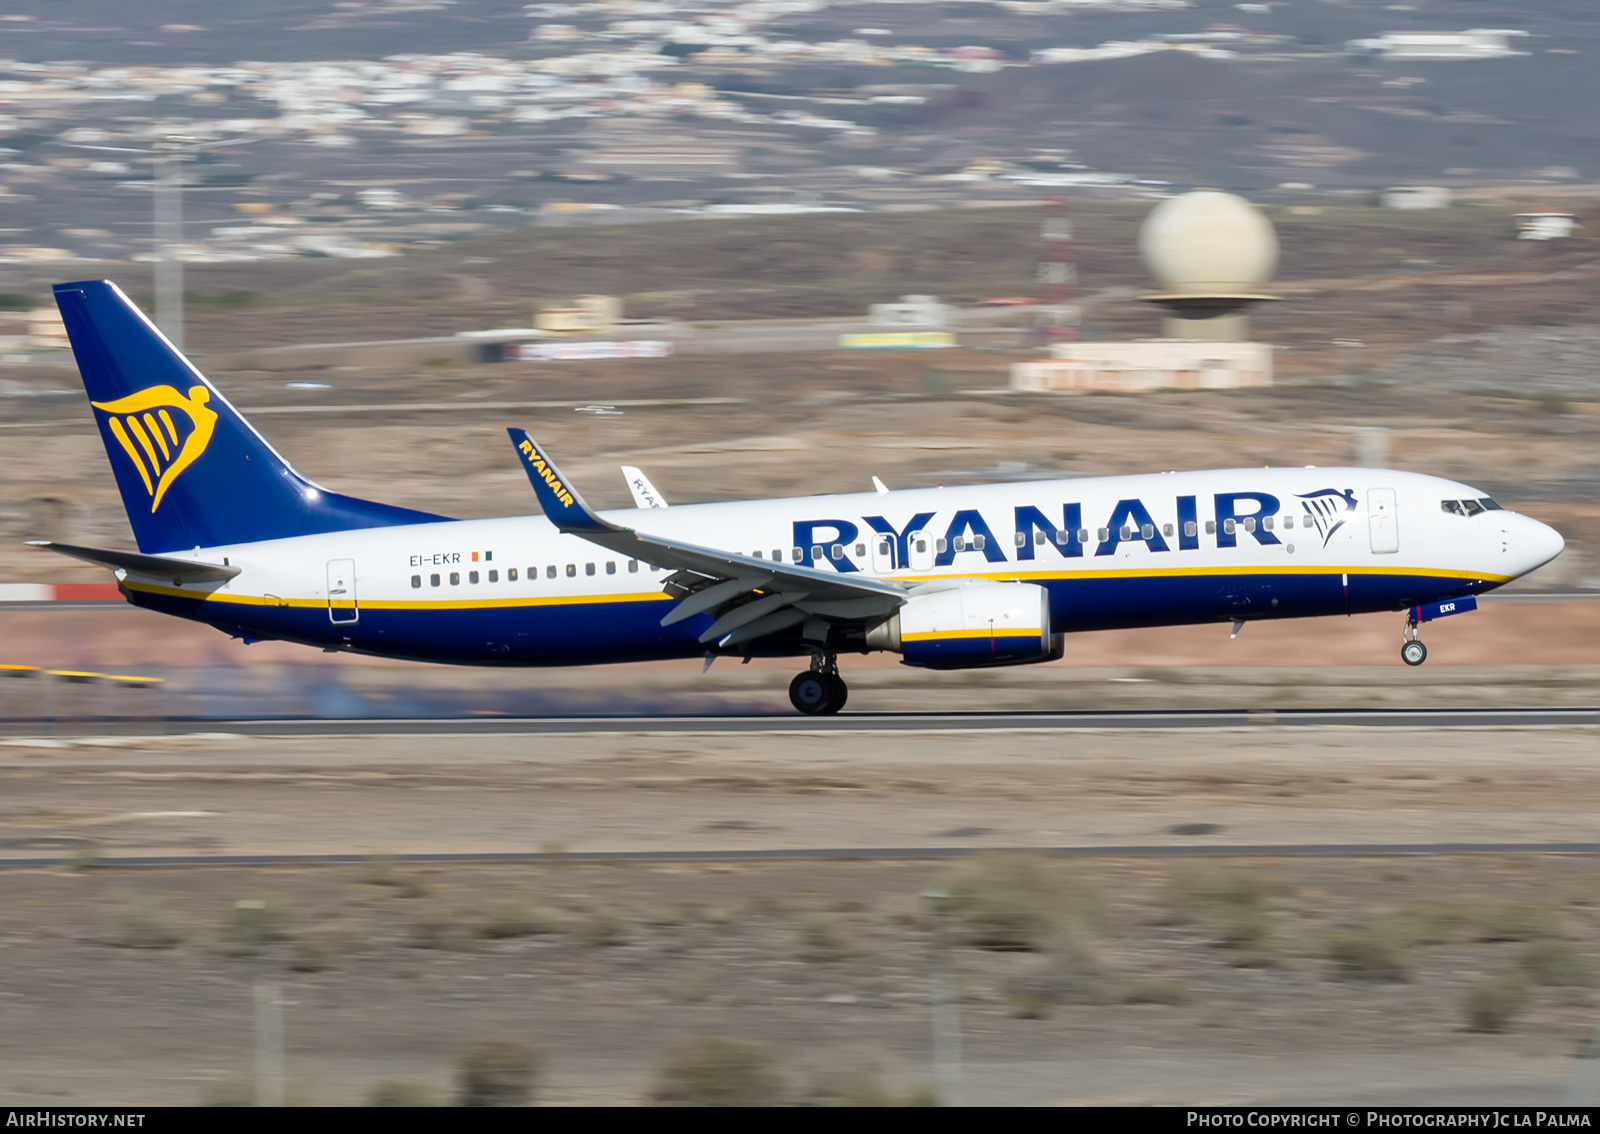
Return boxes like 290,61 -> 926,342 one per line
789,655 -> 848,715
1401,619 -> 1428,667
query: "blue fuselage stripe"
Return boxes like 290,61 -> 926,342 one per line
129,570 -> 1491,666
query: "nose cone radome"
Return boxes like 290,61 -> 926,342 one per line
1509,513 -> 1565,579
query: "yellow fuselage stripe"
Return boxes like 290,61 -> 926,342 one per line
121,562 -> 1508,610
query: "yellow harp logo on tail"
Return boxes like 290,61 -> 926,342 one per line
91,385 -> 219,512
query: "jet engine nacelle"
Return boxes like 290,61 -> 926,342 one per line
865,581 -> 1060,669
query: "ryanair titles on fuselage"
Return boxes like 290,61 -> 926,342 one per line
794,488 -> 1356,572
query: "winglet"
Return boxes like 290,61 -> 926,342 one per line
621,465 -> 669,509
507,428 -> 613,533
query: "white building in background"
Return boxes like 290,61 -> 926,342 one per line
1011,340 -> 1272,394
1515,212 -> 1579,241
869,295 -> 951,329
1382,186 -> 1453,210
1348,29 -> 1527,61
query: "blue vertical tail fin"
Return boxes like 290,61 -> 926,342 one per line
54,280 -> 447,553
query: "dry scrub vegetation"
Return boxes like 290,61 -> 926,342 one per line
16,854 -> 1600,1104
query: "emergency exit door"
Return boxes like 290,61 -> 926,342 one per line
1368,489 -> 1399,554
327,559 -> 359,624
870,535 -> 895,574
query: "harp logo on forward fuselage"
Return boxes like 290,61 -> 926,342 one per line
1297,488 -> 1359,547
91,384 -> 218,512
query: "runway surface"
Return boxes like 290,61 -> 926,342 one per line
5,842 -> 1600,870
4,705 -> 1598,738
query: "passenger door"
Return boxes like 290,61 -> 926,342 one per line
1368,488 -> 1399,554
327,558 -> 359,624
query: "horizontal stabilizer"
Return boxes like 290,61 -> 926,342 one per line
27,540 -> 240,584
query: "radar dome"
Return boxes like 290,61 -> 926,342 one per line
1139,190 -> 1278,298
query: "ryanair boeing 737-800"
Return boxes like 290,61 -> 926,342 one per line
29,281 -> 1565,714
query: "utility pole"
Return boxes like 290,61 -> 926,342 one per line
921,886 -> 963,1106
152,138 -> 187,351
62,131 -> 254,352
253,976 -> 284,1107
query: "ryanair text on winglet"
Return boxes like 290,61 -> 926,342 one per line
518,439 -> 576,509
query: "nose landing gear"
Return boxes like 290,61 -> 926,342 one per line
789,655 -> 847,715
1401,620 -> 1427,667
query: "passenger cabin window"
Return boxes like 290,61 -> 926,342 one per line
974,535 -> 986,550
810,545 -> 823,562
566,564 -> 575,578
830,544 -> 843,560
1223,519 -> 1236,535
1119,526 -> 1132,540
1243,517 -> 1256,533
936,538 -> 949,553
774,550 -> 783,561
585,562 -> 595,576
606,561 -> 616,575
488,570 -> 498,583
753,550 -> 763,559
791,547 -> 802,562
508,568 -> 518,582
855,543 -> 866,557
430,574 -> 441,587
1097,528 -> 1108,542
953,537 -> 966,552
1140,524 -> 1154,539
1283,516 -> 1294,529
628,560 -> 639,573
450,572 -> 460,585
546,565 -> 557,579
1077,529 -> 1089,543
411,575 -> 421,588
1205,520 -> 1216,535
469,570 -> 479,584
1262,517 -> 1274,531
1185,521 -> 1197,538
1162,523 -> 1174,538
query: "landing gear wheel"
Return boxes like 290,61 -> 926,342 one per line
824,672 -> 848,713
790,671 -> 839,715
1401,639 -> 1428,667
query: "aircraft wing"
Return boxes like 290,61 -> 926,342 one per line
509,430 -> 906,648
27,540 -> 241,585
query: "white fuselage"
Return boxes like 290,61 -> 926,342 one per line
118,467 -> 1562,665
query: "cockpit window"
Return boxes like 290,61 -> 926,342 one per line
1443,498 -> 1496,516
